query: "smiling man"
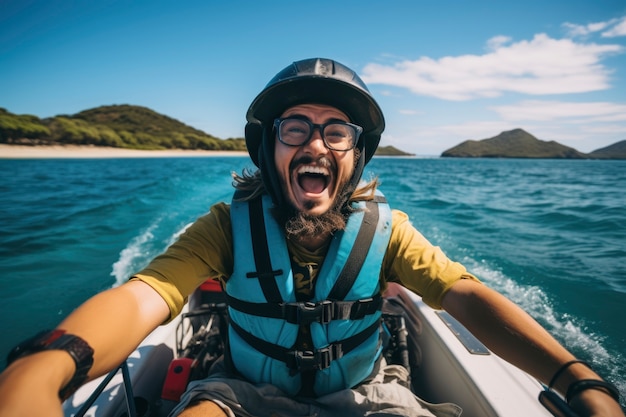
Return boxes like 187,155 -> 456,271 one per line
274,104 -> 360,245
277,105 -> 354,212
0,58 -> 622,417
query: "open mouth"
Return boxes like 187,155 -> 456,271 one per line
296,165 -> 330,194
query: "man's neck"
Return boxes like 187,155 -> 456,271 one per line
292,232 -> 332,252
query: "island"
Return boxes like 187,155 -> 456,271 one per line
441,128 -> 626,159
0,105 -> 246,151
0,105 -> 413,156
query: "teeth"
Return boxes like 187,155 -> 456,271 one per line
297,165 -> 329,176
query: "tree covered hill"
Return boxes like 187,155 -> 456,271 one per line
441,129 -> 587,159
0,105 -> 417,156
441,128 -> 625,159
0,105 -> 247,151
375,145 -> 414,156
588,140 -> 626,159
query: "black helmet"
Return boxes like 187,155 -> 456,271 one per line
245,58 -> 385,166
244,58 -> 385,208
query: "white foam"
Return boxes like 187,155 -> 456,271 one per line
465,258 -> 624,397
110,221 -> 194,287
110,222 -> 159,286
167,222 -> 193,246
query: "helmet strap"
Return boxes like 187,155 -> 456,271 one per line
346,140 -> 366,198
258,125 -> 286,209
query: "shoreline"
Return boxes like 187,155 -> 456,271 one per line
0,144 -> 248,159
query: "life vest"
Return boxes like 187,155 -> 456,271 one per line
226,192 -> 392,396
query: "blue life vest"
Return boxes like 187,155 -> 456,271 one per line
226,192 -> 392,396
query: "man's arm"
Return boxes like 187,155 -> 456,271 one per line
442,279 -> 623,417
0,280 -> 170,417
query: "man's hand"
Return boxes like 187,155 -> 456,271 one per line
442,280 -> 625,417
0,350 -> 73,417
0,280 -> 170,417
568,388 -> 624,417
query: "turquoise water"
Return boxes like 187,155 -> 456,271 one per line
1,156 -> 624,403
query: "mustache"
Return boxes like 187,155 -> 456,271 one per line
289,155 -> 334,172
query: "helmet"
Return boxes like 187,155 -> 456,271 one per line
245,58 -> 385,166
244,58 -> 385,208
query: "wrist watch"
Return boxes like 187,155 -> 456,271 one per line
7,329 -> 94,400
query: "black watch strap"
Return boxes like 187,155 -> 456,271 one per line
7,329 -> 94,400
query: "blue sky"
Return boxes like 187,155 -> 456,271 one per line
2,0 -> 625,155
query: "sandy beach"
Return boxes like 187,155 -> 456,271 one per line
0,144 -> 248,159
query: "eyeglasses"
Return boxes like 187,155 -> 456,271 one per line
274,117 -> 363,151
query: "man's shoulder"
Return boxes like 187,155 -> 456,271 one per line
391,209 -> 409,225
190,201 -> 232,230
205,201 -> 231,216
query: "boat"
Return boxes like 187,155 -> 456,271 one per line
61,280 -> 572,417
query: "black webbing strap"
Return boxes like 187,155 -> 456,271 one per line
246,196 -> 283,303
229,318 -> 381,372
372,195 -> 387,204
328,199 -> 381,300
225,293 -> 383,324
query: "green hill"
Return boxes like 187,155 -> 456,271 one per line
0,105 -> 416,155
441,129 -> 587,159
375,145 -> 414,156
0,105 -> 246,151
588,140 -> 626,159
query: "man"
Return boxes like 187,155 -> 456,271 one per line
0,58 -> 622,417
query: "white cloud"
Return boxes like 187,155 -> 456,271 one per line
602,16 -> 626,37
398,109 -> 421,115
491,100 -> 626,123
361,34 -> 623,101
563,20 -> 614,37
563,15 -> 626,38
417,120 -> 518,140
486,35 -> 512,51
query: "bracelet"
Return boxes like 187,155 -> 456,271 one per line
548,360 -> 592,390
566,379 -> 620,404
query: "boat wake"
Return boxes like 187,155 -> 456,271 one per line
110,220 -> 192,287
465,258 -> 625,403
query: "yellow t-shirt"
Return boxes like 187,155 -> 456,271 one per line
132,202 -> 478,322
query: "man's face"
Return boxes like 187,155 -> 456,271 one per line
275,103 -> 356,217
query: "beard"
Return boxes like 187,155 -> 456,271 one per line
283,200 -> 348,240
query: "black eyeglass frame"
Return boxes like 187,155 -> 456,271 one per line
273,117 -> 363,151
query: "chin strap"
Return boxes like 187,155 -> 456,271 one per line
258,126 -> 286,209
346,143 -> 366,199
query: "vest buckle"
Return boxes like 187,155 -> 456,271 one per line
350,297 -> 378,318
289,344 -> 343,372
285,300 -> 333,324
293,350 -> 317,371
316,344 -> 343,369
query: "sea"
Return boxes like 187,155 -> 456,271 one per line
0,155 -> 624,406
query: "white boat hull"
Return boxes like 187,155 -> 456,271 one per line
63,287 -> 553,417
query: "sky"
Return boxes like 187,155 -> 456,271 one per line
1,0 -> 625,155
